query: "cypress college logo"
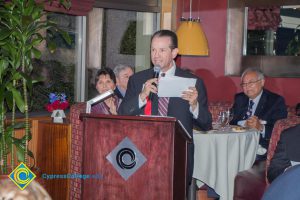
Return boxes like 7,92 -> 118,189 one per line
8,162 -> 36,190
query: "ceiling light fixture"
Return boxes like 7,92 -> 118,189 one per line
176,0 -> 209,56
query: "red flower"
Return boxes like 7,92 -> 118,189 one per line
45,94 -> 70,112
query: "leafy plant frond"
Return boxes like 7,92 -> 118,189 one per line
0,0 -> 72,174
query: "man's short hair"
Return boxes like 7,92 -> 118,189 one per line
151,30 -> 178,49
95,67 -> 116,85
113,64 -> 133,77
241,67 -> 265,81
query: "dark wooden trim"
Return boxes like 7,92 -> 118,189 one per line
245,0 -> 300,6
93,0 -> 161,13
242,56 -> 300,78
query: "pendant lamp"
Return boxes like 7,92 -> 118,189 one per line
176,0 -> 209,56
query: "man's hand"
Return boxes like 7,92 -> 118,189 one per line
181,86 -> 198,111
246,116 -> 263,131
139,78 -> 158,101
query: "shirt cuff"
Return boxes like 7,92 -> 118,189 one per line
139,95 -> 147,108
190,102 -> 199,119
260,124 -> 266,138
237,120 -> 246,127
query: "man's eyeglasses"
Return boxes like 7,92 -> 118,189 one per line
240,79 -> 262,88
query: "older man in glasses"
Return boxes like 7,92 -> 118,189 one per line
230,68 -> 287,160
113,64 -> 134,99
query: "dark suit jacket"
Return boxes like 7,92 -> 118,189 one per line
114,87 -> 124,99
267,124 -> 300,183
118,67 -> 212,183
118,67 -> 212,135
230,89 -> 287,149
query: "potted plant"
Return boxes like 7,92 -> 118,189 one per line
0,0 -> 71,175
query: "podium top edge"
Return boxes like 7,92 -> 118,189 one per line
79,113 -> 177,122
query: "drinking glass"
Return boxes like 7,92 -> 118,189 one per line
225,109 -> 234,127
215,111 -> 228,131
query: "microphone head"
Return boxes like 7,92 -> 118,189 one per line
153,65 -> 161,73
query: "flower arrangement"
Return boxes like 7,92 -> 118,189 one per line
45,93 -> 69,112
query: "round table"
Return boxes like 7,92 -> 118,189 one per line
192,128 -> 260,200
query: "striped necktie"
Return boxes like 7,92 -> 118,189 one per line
158,72 -> 169,116
244,100 -> 254,120
158,97 -> 169,116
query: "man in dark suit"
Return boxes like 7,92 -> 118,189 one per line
267,124 -> 300,183
230,68 -> 287,159
118,30 -> 212,186
113,64 -> 134,99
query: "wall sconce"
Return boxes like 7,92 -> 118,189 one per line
176,0 -> 209,56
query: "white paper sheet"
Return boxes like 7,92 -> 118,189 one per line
157,76 -> 196,97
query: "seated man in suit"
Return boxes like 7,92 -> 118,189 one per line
113,64 -> 134,99
118,30 -> 212,190
267,124 -> 300,183
230,68 -> 287,160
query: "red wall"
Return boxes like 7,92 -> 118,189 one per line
176,0 -> 300,106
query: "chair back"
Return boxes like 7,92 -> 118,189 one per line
265,115 -> 300,184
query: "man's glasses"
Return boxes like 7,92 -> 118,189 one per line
240,79 -> 262,88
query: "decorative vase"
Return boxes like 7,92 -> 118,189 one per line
51,109 -> 66,123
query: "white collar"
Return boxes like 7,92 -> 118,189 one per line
160,61 -> 176,77
250,90 -> 263,105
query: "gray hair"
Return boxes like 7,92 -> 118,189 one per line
241,67 -> 265,81
113,64 -> 133,77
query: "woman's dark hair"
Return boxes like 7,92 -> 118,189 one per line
95,67 -> 116,85
151,29 -> 178,49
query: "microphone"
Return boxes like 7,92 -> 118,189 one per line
148,65 -> 160,101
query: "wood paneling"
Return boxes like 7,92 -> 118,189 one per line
36,121 -> 71,200
6,116 -> 51,168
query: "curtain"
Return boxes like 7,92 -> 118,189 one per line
248,6 -> 281,31
41,0 -> 95,16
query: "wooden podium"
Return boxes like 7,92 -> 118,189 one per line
79,114 -> 192,200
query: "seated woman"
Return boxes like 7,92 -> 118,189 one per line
91,67 -> 121,115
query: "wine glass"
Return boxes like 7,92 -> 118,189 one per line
225,109 -> 234,127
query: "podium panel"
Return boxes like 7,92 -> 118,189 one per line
79,114 -> 191,200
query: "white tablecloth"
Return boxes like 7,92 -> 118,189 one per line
193,129 -> 260,200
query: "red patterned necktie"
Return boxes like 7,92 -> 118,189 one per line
158,97 -> 169,116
